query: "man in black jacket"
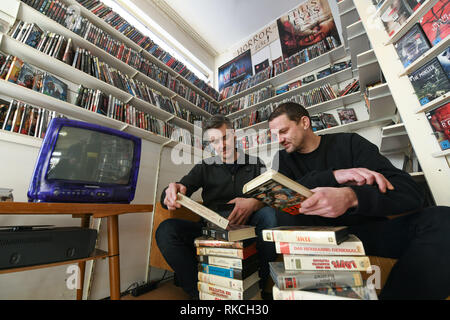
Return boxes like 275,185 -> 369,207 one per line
156,115 -> 278,300
268,102 -> 450,299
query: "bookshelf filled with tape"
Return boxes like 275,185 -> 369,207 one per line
223,0 -> 399,161
0,0 -> 220,155
352,0 -> 449,206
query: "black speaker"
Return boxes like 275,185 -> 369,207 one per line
0,226 -> 97,269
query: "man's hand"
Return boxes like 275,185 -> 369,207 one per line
163,183 -> 187,210
333,168 -> 394,193
227,198 -> 264,225
299,187 -> 358,218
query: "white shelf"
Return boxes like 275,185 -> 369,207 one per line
62,0 -> 219,104
219,46 -> 347,105
233,91 -> 362,133
409,171 -> 425,182
1,33 -> 203,133
357,49 -> 382,92
347,20 -> 371,71
226,67 -> 356,119
338,0 -> 360,50
375,0 -> 393,16
18,1 -> 216,116
414,92 -> 450,114
399,35 -> 450,77
0,129 -> 42,148
380,123 -> 411,154
18,3 -> 137,77
0,79 -> 171,145
381,123 -> 406,136
384,0 -> 440,46
431,149 -> 450,158
0,34 -> 133,102
0,79 -> 207,155
308,91 -> 362,115
347,20 -> 365,41
316,117 -> 392,135
338,0 -> 356,14
367,83 -> 397,120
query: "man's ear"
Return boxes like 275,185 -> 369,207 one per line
302,116 -> 311,130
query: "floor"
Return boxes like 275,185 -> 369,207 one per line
122,280 -> 191,300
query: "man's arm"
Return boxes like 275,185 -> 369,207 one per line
345,134 -> 425,217
160,163 -> 204,210
300,134 -> 425,218
276,134 -> 425,218
274,150 -> 340,188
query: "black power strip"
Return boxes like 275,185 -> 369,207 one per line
131,281 -> 158,297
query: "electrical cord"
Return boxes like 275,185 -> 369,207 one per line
101,271 -> 175,299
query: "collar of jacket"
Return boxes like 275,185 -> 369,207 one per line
204,148 -> 250,166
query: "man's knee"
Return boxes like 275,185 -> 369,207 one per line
418,206 -> 450,236
253,206 -> 278,228
155,219 -> 179,248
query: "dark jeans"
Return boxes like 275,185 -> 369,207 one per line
276,205 -> 450,300
155,206 -> 278,299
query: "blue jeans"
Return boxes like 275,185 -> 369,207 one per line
155,206 -> 278,299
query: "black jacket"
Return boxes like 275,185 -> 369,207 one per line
160,150 -> 266,212
274,132 -> 425,223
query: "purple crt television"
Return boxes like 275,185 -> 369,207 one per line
28,118 -> 142,203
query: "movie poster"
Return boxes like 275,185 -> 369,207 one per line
277,0 -> 341,59
218,49 -> 253,92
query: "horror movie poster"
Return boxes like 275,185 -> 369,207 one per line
218,49 -> 253,92
277,0 -> 341,59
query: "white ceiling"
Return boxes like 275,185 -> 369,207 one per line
160,0 -> 310,55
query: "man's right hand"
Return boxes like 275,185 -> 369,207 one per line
333,168 -> 394,193
164,183 -> 187,210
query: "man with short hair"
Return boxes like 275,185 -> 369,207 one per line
156,115 -> 278,300
268,102 -> 450,299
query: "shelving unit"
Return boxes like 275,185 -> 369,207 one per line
16,0 -> 214,122
226,66 -> 356,119
357,49 -> 383,92
414,92 -> 450,114
366,83 -> 397,120
399,35 -> 450,77
383,0 -> 440,46
338,0 -> 359,51
61,0 -> 219,105
0,1 -> 217,155
353,0 -> 450,206
219,45 -> 347,106
0,127 -> 42,148
346,19 -> 371,72
379,123 -> 411,154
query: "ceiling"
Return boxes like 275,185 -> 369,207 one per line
155,0 -> 313,56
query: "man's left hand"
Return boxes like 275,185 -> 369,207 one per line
227,198 -> 264,225
299,187 -> 358,218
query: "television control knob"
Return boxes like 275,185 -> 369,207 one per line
10,253 -> 21,265
66,248 -> 76,258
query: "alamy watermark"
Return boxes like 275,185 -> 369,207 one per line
169,122 -> 281,170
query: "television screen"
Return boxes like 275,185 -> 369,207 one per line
28,118 -> 141,203
46,126 -> 134,185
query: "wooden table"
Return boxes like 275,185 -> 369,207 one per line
0,202 -> 153,300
